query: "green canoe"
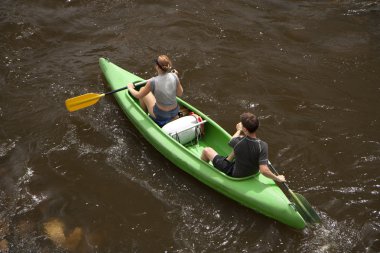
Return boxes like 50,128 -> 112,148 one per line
99,57 -> 306,229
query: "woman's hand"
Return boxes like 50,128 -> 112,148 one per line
127,83 -> 135,90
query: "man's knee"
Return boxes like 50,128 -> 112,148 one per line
203,147 -> 217,159
203,147 -> 212,156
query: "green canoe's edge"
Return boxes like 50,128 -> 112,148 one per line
99,57 -> 306,229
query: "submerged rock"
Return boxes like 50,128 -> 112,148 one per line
0,239 -> 9,253
43,218 -> 83,251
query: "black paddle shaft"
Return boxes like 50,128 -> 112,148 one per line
104,80 -> 147,96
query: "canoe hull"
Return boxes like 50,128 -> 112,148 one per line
99,58 -> 306,229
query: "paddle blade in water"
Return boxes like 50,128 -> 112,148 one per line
294,192 -> 321,223
65,93 -> 105,112
289,190 -> 321,224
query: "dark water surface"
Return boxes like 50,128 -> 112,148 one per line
1,0 -> 380,252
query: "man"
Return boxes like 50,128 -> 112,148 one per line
201,112 -> 286,182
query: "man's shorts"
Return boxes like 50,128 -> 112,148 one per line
212,155 -> 235,176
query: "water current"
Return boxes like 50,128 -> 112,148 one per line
1,0 -> 380,252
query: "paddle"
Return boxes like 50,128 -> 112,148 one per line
65,80 -> 147,112
268,161 -> 321,224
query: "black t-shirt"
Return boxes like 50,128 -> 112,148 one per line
228,136 -> 268,177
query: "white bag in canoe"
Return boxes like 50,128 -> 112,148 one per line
162,114 -> 205,145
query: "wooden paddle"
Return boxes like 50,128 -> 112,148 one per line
65,80 -> 147,112
268,161 -> 321,224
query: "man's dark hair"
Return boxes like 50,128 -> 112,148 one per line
240,112 -> 259,133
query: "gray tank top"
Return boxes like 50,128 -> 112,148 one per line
150,73 -> 179,106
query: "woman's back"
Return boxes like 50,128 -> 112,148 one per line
150,73 -> 179,107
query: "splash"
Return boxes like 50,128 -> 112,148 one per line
300,215 -> 361,252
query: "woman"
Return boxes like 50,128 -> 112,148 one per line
127,55 -> 183,126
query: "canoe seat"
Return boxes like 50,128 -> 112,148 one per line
162,114 -> 206,145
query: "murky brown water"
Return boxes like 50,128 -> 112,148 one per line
1,0 -> 380,252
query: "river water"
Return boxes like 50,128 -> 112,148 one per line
1,0 -> 379,252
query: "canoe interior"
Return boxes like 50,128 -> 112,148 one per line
129,87 -> 231,162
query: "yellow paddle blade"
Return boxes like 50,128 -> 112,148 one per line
65,93 -> 105,112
